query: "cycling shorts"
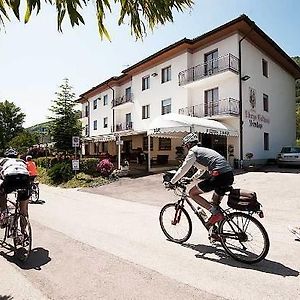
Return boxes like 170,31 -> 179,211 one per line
197,171 -> 234,196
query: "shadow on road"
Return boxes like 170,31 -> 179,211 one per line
29,199 -> 46,205
182,243 -> 299,277
0,296 -> 13,300
0,247 -> 51,270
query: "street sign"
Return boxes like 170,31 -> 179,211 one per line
72,159 -> 80,171
72,136 -> 80,147
116,140 -> 124,145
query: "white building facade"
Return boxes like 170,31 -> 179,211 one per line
78,15 -> 300,167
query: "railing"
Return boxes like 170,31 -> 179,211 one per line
178,53 -> 239,86
112,122 -> 133,132
178,98 -> 239,117
112,93 -> 134,108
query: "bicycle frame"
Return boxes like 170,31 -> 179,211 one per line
172,184 -> 258,234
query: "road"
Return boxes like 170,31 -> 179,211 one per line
0,169 -> 299,299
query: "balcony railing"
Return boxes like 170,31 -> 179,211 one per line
178,53 -> 239,86
178,98 -> 239,118
112,93 -> 134,108
112,122 -> 133,132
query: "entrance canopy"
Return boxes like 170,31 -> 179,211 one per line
147,113 -> 238,137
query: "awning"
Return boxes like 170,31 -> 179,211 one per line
83,135 -> 116,142
147,113 -> 238,137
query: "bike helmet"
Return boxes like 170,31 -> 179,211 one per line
4,148 -> 18,158
26,155 -> 32,161
182,133 -> 199,146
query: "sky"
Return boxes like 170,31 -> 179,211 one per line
0,0 -> 300,128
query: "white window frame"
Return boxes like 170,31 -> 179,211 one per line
161,66 -> 171,83
161,98 -> 171,115
142,104 -> 150,119
142,76 -> 150,90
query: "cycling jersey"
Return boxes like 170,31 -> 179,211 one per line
26,161 -> 38,177
170,145 -> 232,185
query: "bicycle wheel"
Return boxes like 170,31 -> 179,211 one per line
159,203 -> 192,243
0,208 -> 9,244
13,214 -> 32,262
31,184 -> 39,202
218,211 -> 269,264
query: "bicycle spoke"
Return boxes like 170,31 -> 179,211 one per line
219,212 -> 269,264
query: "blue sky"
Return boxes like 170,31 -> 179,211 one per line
0,0 -> 299,127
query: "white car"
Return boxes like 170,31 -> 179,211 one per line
277,146 -> 300,167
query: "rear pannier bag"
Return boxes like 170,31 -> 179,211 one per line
227,188 -> 261,211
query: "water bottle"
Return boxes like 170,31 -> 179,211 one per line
197,206 -> 208,221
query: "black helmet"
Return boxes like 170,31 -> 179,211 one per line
4,148 -> 18,158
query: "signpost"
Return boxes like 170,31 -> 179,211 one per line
72,136 -> 80,176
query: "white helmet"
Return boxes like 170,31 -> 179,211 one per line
4,148 -> 18,158
182,133 -> 198,146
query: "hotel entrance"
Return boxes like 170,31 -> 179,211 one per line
201,134 -> 227,158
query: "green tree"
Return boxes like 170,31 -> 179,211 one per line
49,78 -> 81,152
0,0 -> 193,40
9,130 -> 39,154
0,100 -> 26,154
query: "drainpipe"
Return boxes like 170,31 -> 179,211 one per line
238,28 -> 253,167
106,84 -> 115,132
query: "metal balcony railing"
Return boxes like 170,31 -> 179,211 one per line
112,122 -> 133,132
112,93 -> 134,108
178,53 -> 239,86
178,98 -> 239,117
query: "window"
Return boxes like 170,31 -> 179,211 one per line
84,105 -> 89,117
263,94 -> 269,112
85,125 -> 89,136
262,59 -> 268,77
161,66 -> 171,83
142,105 -> 150,119
204,49 -> 218,75
161,98 -> 171,115
103,94 -> 108,106
142,76 -> 150,90
125,87 -> 131,101
264,132 -> 269,150
93,120 -> 97,130
143,136 -> 153,151
94,143 -> 99,154
159,138 -> 171,150
126,113 -> 132,129
103,117 -> 108,128
93,99 -> 98,110
204,88 -> 219,116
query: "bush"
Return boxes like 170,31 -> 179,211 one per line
48,162 -> 74,184
96,159 -> 114,177
80,158 -> 99,176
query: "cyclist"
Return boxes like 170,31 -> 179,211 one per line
25,155 -> 38,183
0,148 -> 31,228
168,132 -> 234,226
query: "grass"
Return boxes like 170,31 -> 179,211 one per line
37,167 -> 111,188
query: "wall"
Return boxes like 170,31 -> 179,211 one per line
241,39 -> 296,161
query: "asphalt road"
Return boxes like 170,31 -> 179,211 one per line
0,167 -> 299,299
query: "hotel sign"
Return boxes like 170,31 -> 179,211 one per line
245,87 -> 270,129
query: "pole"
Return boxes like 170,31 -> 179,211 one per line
118,135 -> 121,169
147,135 -> 151,172
75,145 -> 77,177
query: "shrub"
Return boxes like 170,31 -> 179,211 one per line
48,162 -> 74,184
80,158 -> 99,176
96,159 -> 114,177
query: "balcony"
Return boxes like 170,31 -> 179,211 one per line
112,122 -> 133,132
178,98 -> 239,120
112,93 -> 134,109
178,54 -> 239,87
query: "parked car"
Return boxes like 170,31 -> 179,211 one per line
277,146 -> 300,167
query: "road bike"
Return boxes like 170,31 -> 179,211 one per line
159,176 -> 270,264
0,190 -> 32,262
